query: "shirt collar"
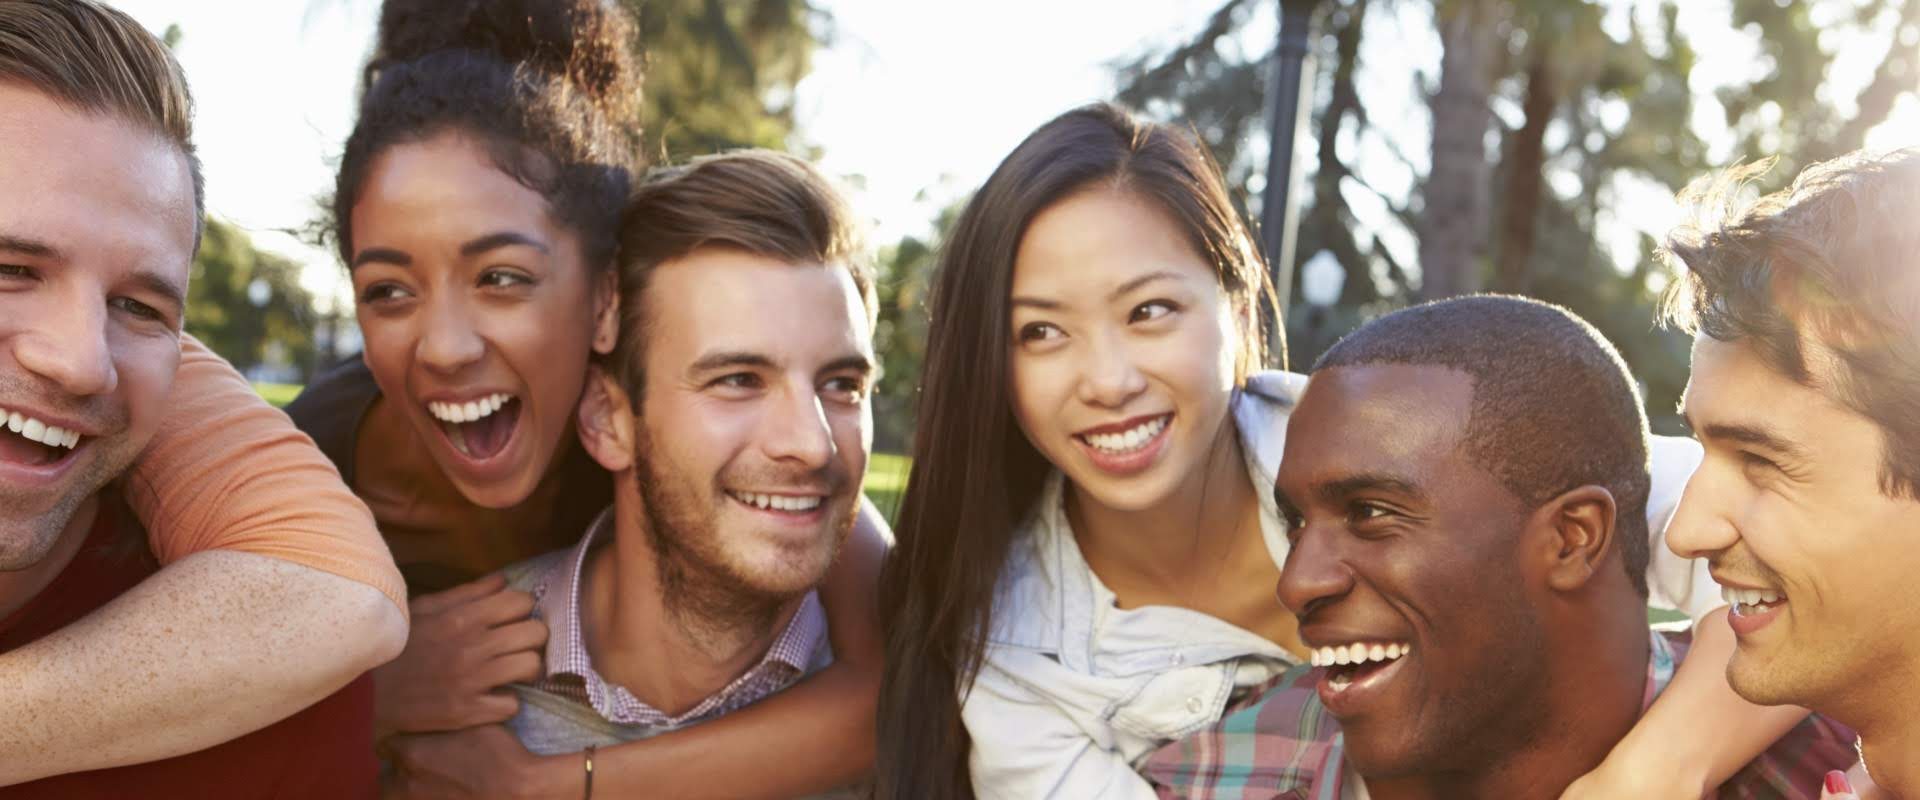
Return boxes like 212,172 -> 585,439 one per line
533,506 -> 828,727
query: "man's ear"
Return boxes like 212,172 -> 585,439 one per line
577,365 -> 636,473
591,268 -> 619,356
1526,485 -> 1619,593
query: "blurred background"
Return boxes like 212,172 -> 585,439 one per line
120,0 -> 1920,514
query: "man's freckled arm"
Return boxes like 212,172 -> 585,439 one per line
0,335 -> 407,784
0,551 -> 404,784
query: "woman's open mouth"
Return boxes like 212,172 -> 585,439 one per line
426,393 -> 521,463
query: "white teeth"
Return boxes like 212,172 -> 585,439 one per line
0,407 -> 81,450
1082,415 -> 1170,454
1720,585 -> 1786,608
729,491 -> 824,512
1309,641 -> 1411,670
428,393 -> 513,424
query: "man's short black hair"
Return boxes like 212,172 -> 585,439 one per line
1315,295 -> 1652,597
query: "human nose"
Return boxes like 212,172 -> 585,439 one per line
415,294 -> 485,375
1664,462 -> 1741,559
13,286 -> 117,398
1276,521 -> 1356,618
1074,329 -> 1148,409
761,381 -> 836,471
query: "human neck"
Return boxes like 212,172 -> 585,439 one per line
1848,678 -> 1920,796
0,494 -> 100,623
580,478 -> 800,717
1067,413 -> 1256,593
1372,597 -> 1650,800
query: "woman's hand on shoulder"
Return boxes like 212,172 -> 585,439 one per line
375,573 -> 548,735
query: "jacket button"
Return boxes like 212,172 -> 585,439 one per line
1186,696 -> 1204,714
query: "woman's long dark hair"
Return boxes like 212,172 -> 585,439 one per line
875,103 -> 1277,798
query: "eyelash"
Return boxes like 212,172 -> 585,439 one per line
1018,322 -> 1062,342
479,269 -> 532,289
111,296 -> 164,322
1130,300 -> 1177,322
359,283 -> 411,305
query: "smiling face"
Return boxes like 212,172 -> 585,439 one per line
626,247 -> 873,600
1006,186 -> 1243,513
0,84 -> 196,568
349,131 -> 611,509
1667,335 -> 1920,715
1274,363 -> 1546,777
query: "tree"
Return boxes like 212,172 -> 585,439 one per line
187,218 -> 319,381
620,0 -> 825,160
1114,0 -> 1920,426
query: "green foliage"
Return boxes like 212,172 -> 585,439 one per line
869,201 -> 963,455
187,218 -> 319,380
620,0 -> 824,161
1115,0 -> 1919,432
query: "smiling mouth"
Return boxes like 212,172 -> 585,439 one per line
1311,640 -> 1412,693
0,407 -> 86,468
1723,585 -> 1788,618
1074,413 -> 1172,455
726,491 -> 828,514
426,394 -> 520,462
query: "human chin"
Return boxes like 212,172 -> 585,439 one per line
1040,410 -> 1184,508
719,485 -> 848,593
0,439 -> 128,570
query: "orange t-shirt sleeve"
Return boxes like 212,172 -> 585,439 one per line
121,335 -> 408,613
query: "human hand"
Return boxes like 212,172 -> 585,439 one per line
374,573 -> 547,734
384,724 -> 575,800
1822,768 -> 1858,800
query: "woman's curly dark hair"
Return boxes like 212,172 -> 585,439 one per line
327,0 -> 643,271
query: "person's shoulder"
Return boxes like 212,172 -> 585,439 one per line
499,546 -> 573,595
283,356 -> 381,467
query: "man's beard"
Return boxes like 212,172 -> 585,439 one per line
632,427 -> 855,653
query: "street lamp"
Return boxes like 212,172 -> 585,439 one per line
1263,0 -> 1321,357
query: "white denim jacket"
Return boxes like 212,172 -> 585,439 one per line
961,370 -> 1716,800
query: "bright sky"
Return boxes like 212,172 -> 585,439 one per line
115,0 -> 1233,312
115,0 -> 1919,313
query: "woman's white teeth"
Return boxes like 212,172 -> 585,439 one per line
1309,641 -> 1409,669
1083,415 -> 1169,454
428,393 -> 512,424
1722,585 -> 1786,614
0,407 -> 81,449
730,491 -> 824,512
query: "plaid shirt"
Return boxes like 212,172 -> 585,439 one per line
514,509 -> 827,729
1141,630 -> 1858,800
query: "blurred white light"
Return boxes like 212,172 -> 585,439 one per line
1300,249 -> 1344,307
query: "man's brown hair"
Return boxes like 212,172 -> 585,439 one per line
0,0 -> 203,238
610,149 -> 874,399
1661,149 -> 1920,498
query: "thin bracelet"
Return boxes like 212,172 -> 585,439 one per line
583,744 -> 597,800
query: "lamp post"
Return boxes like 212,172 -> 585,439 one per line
1263,0 -> 1320,353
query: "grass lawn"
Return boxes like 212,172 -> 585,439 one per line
864,451 -> 911,522
254,382 -> 303,408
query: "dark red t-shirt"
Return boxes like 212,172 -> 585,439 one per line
0,501 -> 378,799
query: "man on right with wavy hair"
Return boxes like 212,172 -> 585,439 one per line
1663,149 -> 1920,797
